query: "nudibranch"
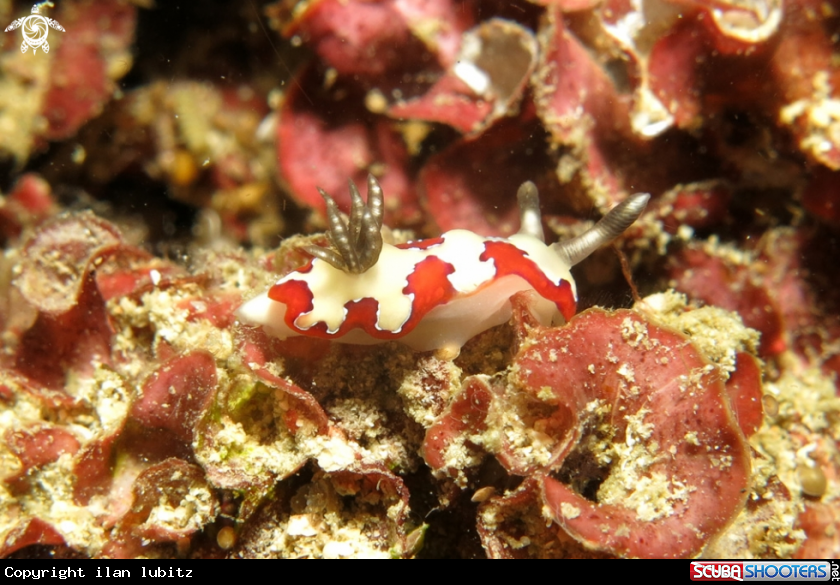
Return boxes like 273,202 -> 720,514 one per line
237,177 -> 649,352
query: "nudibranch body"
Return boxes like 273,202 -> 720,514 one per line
237,178 -> 649,352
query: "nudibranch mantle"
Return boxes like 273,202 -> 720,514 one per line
237,178 -> 649,352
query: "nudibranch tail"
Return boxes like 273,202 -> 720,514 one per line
300,175 -> 385,274
551,192 -> 650,267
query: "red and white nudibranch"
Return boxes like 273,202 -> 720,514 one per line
237,177 -> 649,352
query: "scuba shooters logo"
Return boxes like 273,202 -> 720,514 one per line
691,561 -> 835,582
4,1 -> 64,54
692,563 -> 744,581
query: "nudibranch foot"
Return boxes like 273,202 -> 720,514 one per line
236,182 -> 649,351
